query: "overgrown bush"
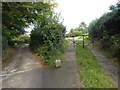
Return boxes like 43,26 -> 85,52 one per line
30,22 -> 66,64
29,3 -> 66,64
2,2 -> 56,51
88,2 -> 120,61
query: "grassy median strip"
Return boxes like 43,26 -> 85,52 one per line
75,41 -> 117,88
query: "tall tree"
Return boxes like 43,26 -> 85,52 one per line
2,2 -> 55,49
78,22 -> 87,30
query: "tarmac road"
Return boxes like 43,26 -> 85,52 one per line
2,43 -> 80,88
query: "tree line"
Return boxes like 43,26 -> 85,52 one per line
66,22 -> 88,37
88,1 -> 120,61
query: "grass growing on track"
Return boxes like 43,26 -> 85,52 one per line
75,41 -> 117,88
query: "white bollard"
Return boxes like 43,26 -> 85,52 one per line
55,60 -> 62,67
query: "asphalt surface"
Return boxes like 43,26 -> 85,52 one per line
2,43 -> 80,88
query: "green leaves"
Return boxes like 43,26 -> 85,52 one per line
66,22 -> 88,37
2,2 -> 66,64
88,1 -> 120,60
2,2 -> 53,48
28,2 -> 66,64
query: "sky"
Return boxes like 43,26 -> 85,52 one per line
25,0 -> 118,34
54,0 -> 118,33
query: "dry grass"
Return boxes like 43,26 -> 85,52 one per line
2,46 -> 19,69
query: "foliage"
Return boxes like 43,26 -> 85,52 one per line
77,22 -> 87,34
29,2 -> 66,64
30,22 -> 66,64
12,35 -> 30,44
2,2 -> 65,64
66,22 -> 88,37
2,2 -> 56,50
76,41 -> 117,88
88,1 -> 120,60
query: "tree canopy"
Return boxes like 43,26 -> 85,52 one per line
2,2 -> 66,64
2,2 -> 57,49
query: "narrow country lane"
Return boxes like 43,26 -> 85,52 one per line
3,45 -> 42,73
2,43 -> 80,88
2,45 -> 43,88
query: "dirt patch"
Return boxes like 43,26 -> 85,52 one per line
2,46 -> 20,69
32,52 -> 48,67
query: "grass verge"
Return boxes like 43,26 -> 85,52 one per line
75,41 -> 117,88
35,39 -> 70,67
101,49 -> 119,67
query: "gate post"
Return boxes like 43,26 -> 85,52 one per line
83,35 -> 84,48
92,38 -> 94,47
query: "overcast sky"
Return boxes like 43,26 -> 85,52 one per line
25,0 -> 118,34
54,0 -> 118,33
